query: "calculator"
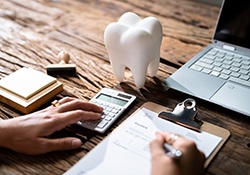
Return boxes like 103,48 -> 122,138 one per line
77,88 -> 136,133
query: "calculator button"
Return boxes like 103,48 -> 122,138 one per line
108,113 -> 115,118
108,104 -> 114,108
113,106 -> 120,110
101,103 -> 108,107
104,116 -> 112,121
105,107 -> 113,112
111,109 -> 120,113
103,110 -> 109,114
90,120 -> 101,126
95,101 -> 102,105
97,120 -> 108,128
102,111 -> 109,117
83,121 -> 92,125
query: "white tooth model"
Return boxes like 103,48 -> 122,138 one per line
104,12 -> 163,88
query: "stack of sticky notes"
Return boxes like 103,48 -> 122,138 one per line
0,68 -> 63,114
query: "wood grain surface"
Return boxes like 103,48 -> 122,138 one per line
0,0 -> 249,175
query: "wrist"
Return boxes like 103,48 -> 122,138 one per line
0,120 -> 10,147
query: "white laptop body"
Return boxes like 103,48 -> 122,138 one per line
164,0 -> 250,116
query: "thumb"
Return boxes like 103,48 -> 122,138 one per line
42,137 -> 82,152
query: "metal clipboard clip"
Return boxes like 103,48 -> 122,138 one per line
158,98 -> 203,132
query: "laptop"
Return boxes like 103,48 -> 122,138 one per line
163,0 -> 250,116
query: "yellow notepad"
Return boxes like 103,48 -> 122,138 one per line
0,68 -> 57,99
0,68 -> 63,113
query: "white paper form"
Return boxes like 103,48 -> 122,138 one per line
64,108 -> 222,175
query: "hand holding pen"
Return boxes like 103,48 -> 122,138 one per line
163,133 -> 182,158
150,131 -> 205,175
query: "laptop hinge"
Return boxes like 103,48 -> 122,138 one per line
223,45 -> 236,51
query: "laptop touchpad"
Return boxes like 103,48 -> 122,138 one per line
211,82 -> 250,116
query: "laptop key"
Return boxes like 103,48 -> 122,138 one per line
221,69 -> 231,75
242,60 -> 250,65
239,69 -> 249,75
213,62 -> 222,67
230,67 -> 240,72
200,57 -> 213,64
231,62 -> 241,67
190,65 -> 203,71
201,68 -> 211,74
210,71 -> 220,77
221,64 -> 231,69
229,77 -> 250,87
224,55 -> 233,60
213,66 -> 222,72
239,75 -> 250,81
231,72 -> 240,77
241,65 -> 250,70
242,56 -> 250,61
223,60 -> 233,65
196,61 -> 214,69
207,49 -> 217,55
204,54 -> 216,60
233,58 -> 242,63
219,74 -> 229,80
216,52 -> 225,57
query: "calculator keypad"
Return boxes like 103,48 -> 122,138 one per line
77,100 -> 122,130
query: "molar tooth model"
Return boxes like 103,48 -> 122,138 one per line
104,12 -> 163,88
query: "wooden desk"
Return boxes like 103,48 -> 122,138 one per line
0,0 -> 249,174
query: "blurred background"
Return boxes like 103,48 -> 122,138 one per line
192,0 -> 223,6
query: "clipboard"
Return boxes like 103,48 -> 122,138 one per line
65,100 -> 230,175
142,100 -> 230,168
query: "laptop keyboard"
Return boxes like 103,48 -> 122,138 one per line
190,48 -> 250,87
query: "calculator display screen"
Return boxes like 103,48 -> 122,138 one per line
97,94 -> 128,106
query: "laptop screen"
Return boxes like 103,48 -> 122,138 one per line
214,0 -> 250,49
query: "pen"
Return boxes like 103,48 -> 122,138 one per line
164,143 -> 182,158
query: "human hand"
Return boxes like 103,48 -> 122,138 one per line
0,97 -> 103,155
150,131 -> 205,175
